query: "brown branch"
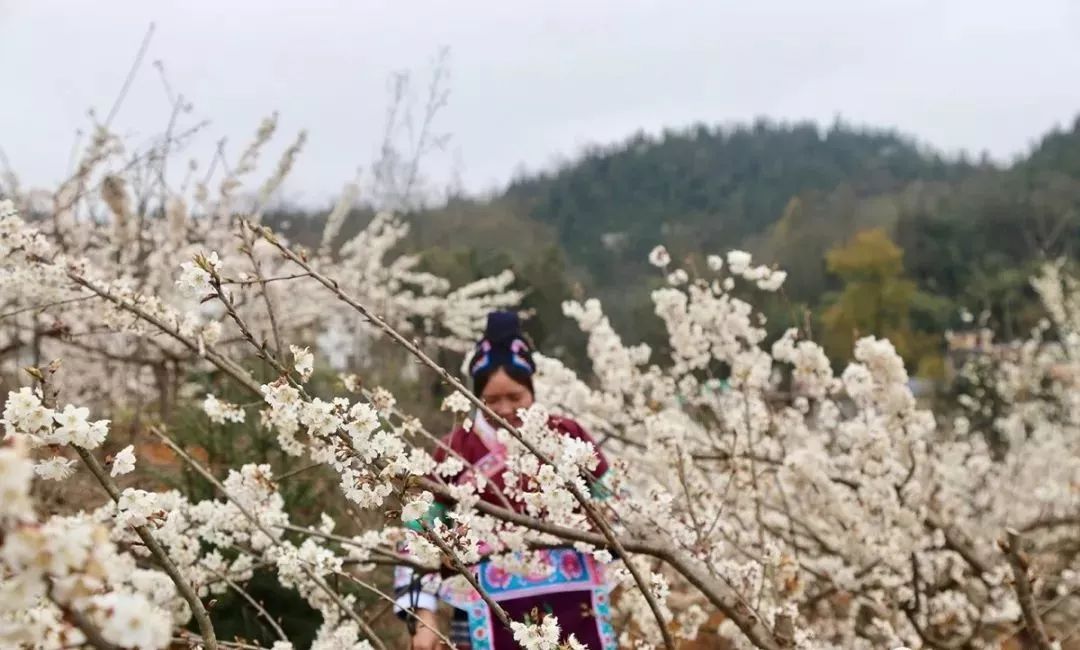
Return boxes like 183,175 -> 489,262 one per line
172,635 -> 266,650
65,271 -> 263,395
276,523 -> 433,573
31,362 -> 215,649
273,461 -> 322,483
0,295 -> 99,320
70,445 -> 218,650
925,511 -> 992,579
1001,529 -> 1053,650
422,521 -> 514,632
208,270 -> 289,378
66,257 -> 513,536
220,271 -> 314,286
1000,584 -> 1080,645
1021,515 -> 1080,533
911,552 -> 922,618
237,228 -> 284,359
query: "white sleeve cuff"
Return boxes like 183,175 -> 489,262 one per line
394,591 -> 438,615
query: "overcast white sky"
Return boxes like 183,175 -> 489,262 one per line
3,0 -> 1080,204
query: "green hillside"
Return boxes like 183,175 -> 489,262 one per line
271,117 -> 1080,375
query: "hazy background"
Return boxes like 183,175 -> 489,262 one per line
4,0 -> 1080,202
5,0 -> 1080,380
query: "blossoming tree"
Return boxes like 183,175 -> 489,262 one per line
3,116 -> 1080,650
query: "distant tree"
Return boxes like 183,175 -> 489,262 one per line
821,229 -> 939,374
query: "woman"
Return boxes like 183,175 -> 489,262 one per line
394,311 -> 616,650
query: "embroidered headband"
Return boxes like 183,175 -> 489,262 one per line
468,311 -> 535,378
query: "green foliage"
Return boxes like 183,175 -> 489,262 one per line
507,120 -> 957,268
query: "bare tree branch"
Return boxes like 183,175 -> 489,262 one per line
1001,528 -> 1053,650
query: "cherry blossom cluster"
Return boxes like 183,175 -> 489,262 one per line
534,249 -> 1080,648
2,379 -> 425,650
6,165 -> 1080,650
1,391 -> 178,649
0,115 -> 521,410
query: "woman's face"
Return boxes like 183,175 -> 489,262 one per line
480,368 -> 534,426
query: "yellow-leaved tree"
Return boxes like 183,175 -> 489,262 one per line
822,228 -> 942,377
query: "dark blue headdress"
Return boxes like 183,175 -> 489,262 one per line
468,311 -> 535,382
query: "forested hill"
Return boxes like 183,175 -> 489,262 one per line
502,120 -> 968,284
273,117 -> 1080,374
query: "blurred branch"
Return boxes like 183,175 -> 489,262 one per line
1001,529 -> 1053,650
104,22 -> 156,127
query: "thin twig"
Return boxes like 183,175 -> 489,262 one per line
0,295 -> 98,320
33,346 -> 215,650
1059,615 -> 1080,645
410,466 -> 782,646
209,568 -> 288,642
276,523 -> 433,573
238,226 -> 284,359
104,23 -> 156,127
65,271 -> 263,395
274,461 -> 322,482
926,511 -> 993,580
1021,515 -> 1080,533
1000,584 -> 1080,643
220,272 -> 314,286
173,635 -> 266,650
328,567 -> 456,649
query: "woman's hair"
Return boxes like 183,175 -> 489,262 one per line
468,311 -> 536,397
